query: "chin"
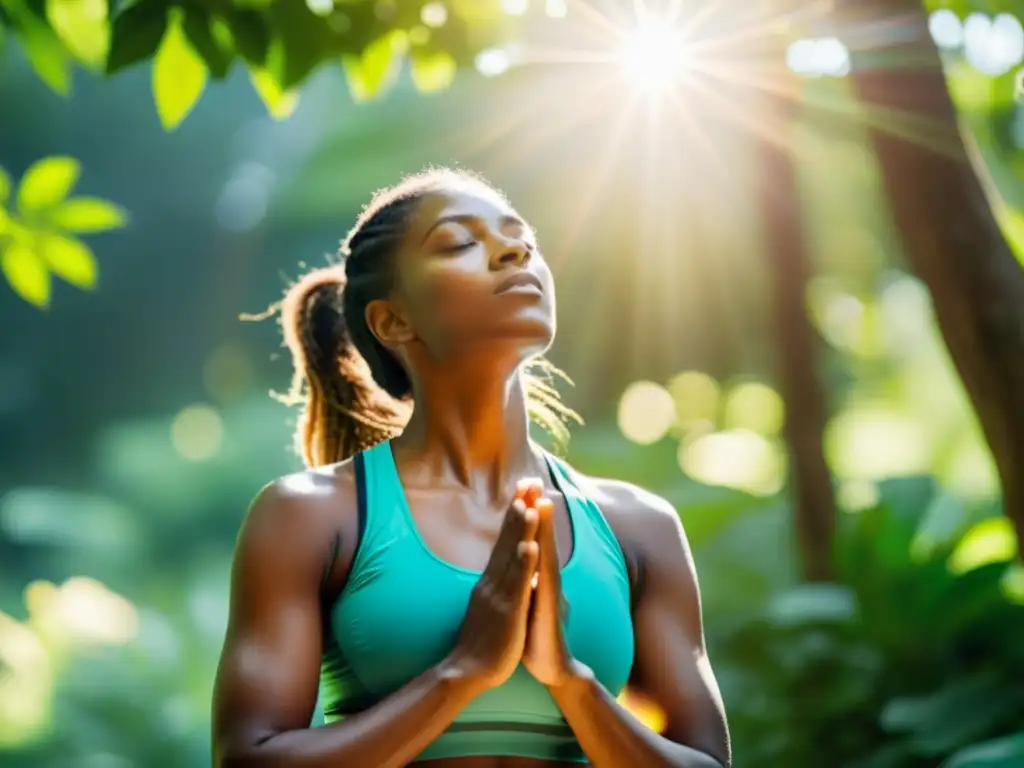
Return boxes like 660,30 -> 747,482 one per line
483,318 -> 555,360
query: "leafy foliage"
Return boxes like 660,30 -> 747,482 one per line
1,0 -> 525,128
708,476 -> 1024,768
0,158 -> 126,307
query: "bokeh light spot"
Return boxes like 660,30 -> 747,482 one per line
679,429 -> 787,496
618,381 -> 676,445
722,381 -> 784,436
171,404 -> 224,461
420,2 -> 448,28
667,371 -> 720,429
203,345 -> 254,404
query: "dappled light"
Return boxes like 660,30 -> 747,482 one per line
617,689 -> 667,734
3,0 -> 1024,766
679,429 -> 787,497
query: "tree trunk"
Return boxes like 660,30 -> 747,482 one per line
756,88 -> 839,583
835,0 -> 1024,549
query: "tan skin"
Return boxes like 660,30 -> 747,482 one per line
212,187 -> 731,768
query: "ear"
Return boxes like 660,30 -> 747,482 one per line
365,298 -> 416,349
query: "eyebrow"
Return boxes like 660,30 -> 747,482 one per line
421,213 -> 529,243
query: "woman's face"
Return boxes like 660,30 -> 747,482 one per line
388,186 -> 556,363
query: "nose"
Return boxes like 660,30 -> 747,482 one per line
489,236 -> 531,270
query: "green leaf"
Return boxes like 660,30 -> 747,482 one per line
948,517 -> 1017,574
47,197 -> 128,232
152,7 -> 208,131
766,583 -> 858,626
944,732 -> 1024,768
996,204 -> 1024,269
1,242 -> 51,307
265,0 -> 336,89
182,5 -> 233,80
39,233 -> 97,289
17,13 -> 72,95
0,167 -> 10,207
106,0 -> 169,75
342,30 -> 406,102
16,156 -> 80,214
227,9 -> 270,66
249,67 -> 299,119
46,0 -> 110,68
410,49 -> 456,94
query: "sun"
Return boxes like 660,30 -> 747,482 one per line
618,21 -> 689,93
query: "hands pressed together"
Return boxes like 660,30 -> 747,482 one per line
448,478 -> 578,693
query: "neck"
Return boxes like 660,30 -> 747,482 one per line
395,353 -> 545,497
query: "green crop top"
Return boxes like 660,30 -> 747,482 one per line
319,441 -> 635,763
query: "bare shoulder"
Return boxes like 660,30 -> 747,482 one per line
236,459 -> 359,579
573,473 -> 688,556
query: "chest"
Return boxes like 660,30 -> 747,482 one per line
401,486 -> 576,572
328,512 -> 634,702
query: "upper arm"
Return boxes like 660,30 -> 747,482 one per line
597,482 -> 731,767
211,472 -> 353,764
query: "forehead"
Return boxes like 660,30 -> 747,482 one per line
408,186 -> 519,231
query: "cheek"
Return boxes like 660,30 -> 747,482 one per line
407,261 -> 494,334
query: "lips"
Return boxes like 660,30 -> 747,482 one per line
494,271 -> 544,295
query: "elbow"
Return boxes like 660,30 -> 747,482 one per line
214,739 -> 266,768
215,749 -> 251,768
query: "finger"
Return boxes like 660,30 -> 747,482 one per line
495,503 -> 537,592
521,501 -> 540,543
516,477 -> 544,509
513,541 -> 540,607
498,498 -> 528,543
487,499 -> 528,580
534,498 -> 560,580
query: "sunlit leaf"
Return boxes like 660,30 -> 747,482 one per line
0,167 -> 10,207
410,49 -> 457,94
448,0 -> 504,25
47,197 -> 128,233
948,517 -> 1017,574
39,233 -> 98,289
996,205 -> 1024,269
1,243 -> 51,307
46,0 -> 110,69
15,12 -> 72,95
16,156 -> 80,215
152,8 -> 208,131
249,67 -> 299,119
342,30 -> 407,102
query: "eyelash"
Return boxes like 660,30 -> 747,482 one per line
444,238 -> 536,253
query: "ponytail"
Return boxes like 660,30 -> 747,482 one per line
278,266 -> 410,467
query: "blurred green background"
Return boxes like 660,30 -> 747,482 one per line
3,0 -> 1024,766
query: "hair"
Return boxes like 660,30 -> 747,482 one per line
259,168 -> 579,468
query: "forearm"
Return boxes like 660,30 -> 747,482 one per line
549,664 -> 724,768
223,660 -> 479,768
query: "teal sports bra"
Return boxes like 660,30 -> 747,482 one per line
319,441 -> 635,763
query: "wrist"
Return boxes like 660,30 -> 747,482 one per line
435,654 -> 490,700
546,658 -> 594,695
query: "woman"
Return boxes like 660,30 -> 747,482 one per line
212,168 -> 730,768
